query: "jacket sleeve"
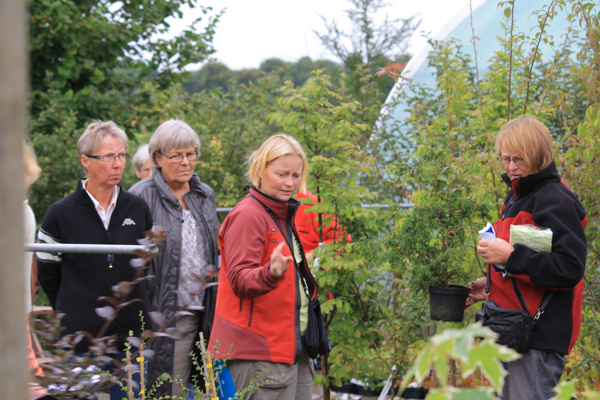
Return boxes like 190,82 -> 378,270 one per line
36,206 -> 63,309
222,208 -> 281,300
505,189 -> 587,289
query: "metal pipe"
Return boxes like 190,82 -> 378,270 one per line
25,243 -> 148,255
215,203 -> 414,213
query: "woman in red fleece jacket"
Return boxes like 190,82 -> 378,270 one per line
209,134 -> 318,400
467,117 -> 587,400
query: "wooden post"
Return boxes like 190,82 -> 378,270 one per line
0,0 -> 29,398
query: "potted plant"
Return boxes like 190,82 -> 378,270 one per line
384,145 -> 489,322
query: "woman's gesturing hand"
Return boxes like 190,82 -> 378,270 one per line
270,241 -> 293,277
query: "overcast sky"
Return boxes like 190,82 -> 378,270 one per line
168,0 -> 473,70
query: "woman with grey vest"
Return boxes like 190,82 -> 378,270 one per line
129,119 -> 219,399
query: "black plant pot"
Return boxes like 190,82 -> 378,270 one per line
401,386 -> 429,399
429,285 -> 471,322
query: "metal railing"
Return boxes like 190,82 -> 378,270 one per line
24,243 -> 153,255
25,203 -> 413,254
216,203 -> 413,213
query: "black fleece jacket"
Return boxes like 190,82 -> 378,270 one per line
37,179 -> 153,352
491,161 -> 587,355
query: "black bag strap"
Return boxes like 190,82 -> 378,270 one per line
248,194 -> 313,300
484,262 -> 555,324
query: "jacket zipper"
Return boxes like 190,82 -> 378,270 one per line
248,299 -> 254,327
239,298 -> 255,328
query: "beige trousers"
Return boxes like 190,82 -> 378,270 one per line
228,346 -> 314,400
172,312 -> 200,397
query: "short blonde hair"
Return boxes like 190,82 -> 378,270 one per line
148,120 -> 200,168
77,120 -> 128,172
23,142 -> 41,191
132,144 -> 150,174
495,117 -> 554,174
246,134 -> 308,193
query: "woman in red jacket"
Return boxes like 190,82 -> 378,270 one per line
209,134 -> 317,400
467,117 -> 587,400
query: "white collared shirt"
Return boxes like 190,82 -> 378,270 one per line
83,180 -> 120,230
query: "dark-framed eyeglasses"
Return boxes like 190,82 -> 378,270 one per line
160,152 -> 198,163
86,153 -> 130,163
498,156 -> 526,166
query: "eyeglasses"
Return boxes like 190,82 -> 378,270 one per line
160,152 -> 198,163
498,156 -> 526,166
86,153 -> 130,163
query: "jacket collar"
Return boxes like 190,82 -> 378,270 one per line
75,178 -> 122,205
501,160 -> 561,198
248,186 -> 300,220
152,167 -> 207,207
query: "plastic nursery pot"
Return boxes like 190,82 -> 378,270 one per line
330,381 -> 357,394
428,285 -> 471,322
401,386 -> 429,399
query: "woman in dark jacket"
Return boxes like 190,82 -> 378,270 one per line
129,119 -> 219,399
467,117 -> 587,400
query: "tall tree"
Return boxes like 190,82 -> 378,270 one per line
315,0 -> 417,67
28,0 -> 221,218
29,0 -> 221,132
315,0 -> 417,108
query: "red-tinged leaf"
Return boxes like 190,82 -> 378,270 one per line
130,258 -> 147,268
164,327 -> 182,340
95,306 -> 114,320
141,349 -> 155,358
127,337 -> 142,348
149,311 -> 165,326
141,330 -> 154,339
175,310 -> 195,317
112,281 -> 133,297
97,296 -> 118,306
132,249 -> 145,258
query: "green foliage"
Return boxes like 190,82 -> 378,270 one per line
404,323 -> 519,399
183,56 -> 344,95
29,0 -> 220,126
125,73 -> 282,208
316,0 -> 417,104
28,0 -> 222,219
268,71 -> 428,391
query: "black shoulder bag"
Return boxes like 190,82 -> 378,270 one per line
249,195 -> 331,358
476,264 -> 555,353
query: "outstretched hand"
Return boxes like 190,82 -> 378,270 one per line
270,242 -> 293,277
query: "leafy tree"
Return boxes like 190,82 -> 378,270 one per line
29,0 -> 221,129
182,62 -> 235,93
28,0 -> 221,218
183,56 -> 343,94
315,0 -> 417,103
315,0 -> 416,66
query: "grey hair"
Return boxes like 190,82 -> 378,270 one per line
148,119 -> 200,168
77,120 -> 128,171
132,144 -> 150,173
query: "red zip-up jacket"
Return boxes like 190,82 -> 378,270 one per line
490,161 -> 587,355
209,188 -> 317,364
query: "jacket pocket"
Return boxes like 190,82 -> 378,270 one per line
239,298 -> 255,328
